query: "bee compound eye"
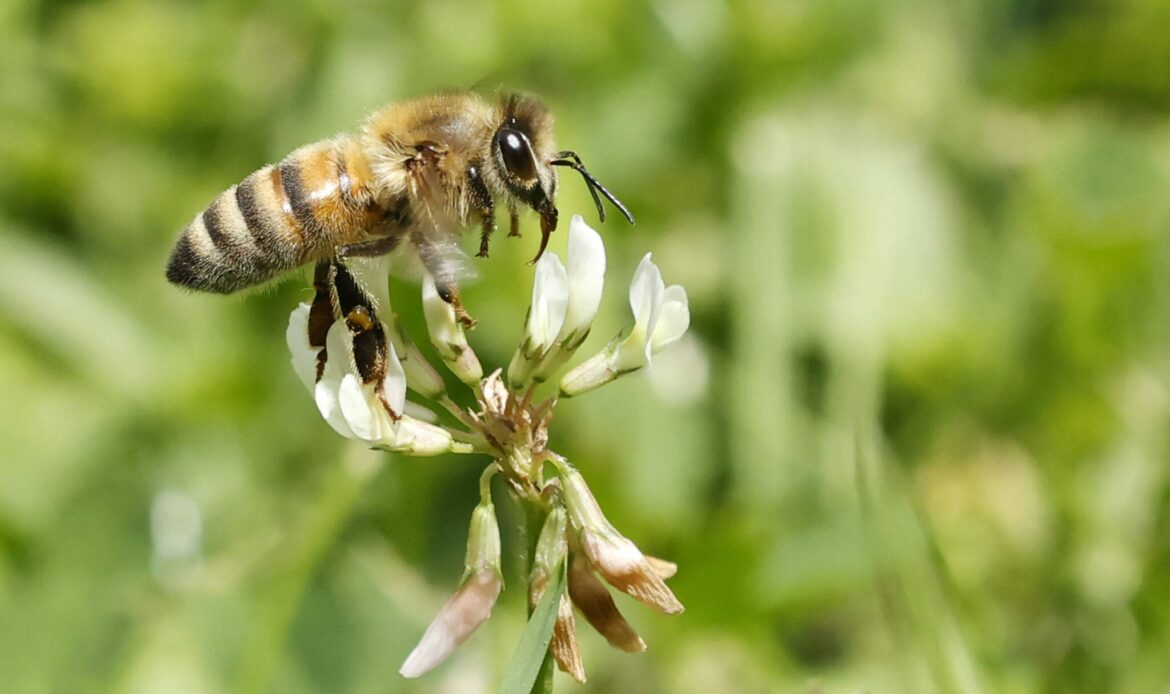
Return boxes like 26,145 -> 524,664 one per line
496,128 -> 538,183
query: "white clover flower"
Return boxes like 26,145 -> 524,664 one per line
398,570 -> 502,679
400,493 -> 503,678
285,304 -> 453,456
528,505 -> 585,683
559,253 -> 690,396
508,215 -> 606,388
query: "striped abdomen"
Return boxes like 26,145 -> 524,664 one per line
166,136 -> 400,293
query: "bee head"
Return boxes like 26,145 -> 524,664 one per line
493,94 -> 560,234
490,93 -> 635,263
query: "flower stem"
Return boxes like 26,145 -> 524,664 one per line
480,463 -> 499,503
438,393 -> 481,429
444,427 -> 493,455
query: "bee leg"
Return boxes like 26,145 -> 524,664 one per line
435,281 -> 476,330
478,213 -> 496,258
344,303 -> 401,421
308,261 -> 335,381
508,206 -> 521,237
468,164 -> 496,258
411,229 -> 477,329
336,234 -> 401,259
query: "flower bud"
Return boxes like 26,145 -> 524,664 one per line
559,465 -> 683,614
558,340 -> 621,397
465,500 -> 502,577
376,417 -> 454,456
422,274 -> 483,384
399,339 -> 447,399
529,506 -> 568,591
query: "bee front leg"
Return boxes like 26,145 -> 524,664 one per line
467,164 -> 496,258
477,213 -> 496,258
508,206 -> 521,237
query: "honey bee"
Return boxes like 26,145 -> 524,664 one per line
165,92 -> 634,326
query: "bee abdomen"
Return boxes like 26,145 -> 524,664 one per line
166,166 -> 304,293
166,138 -> 388,294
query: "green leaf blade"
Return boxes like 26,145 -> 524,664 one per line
499,562 -> 565,694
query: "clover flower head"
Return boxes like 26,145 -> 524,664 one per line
283,213 -> 692,684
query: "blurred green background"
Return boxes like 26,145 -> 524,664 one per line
2,0 -> 1169,692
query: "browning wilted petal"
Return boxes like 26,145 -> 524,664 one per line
560,465 -> 684,615
580,530 -> 684,615
567,554 -> 646,653
399,570 -> 502,678
551,593 -> 586,683
644,555 -> 678,580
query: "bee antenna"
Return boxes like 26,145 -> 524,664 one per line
552,152 -> 636,226
552,151 -> 606,222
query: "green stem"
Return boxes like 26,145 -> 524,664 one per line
438,393 -> 481,430
479,463 -> 499,504
444,426 -> 493,455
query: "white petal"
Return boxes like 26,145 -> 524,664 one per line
388,417 -> 454,456
404,401 -> 439,423
627,253 -> 664,330
421,273 -> 460,353
650,285 -> 690,353
286,303 -> 318,393
610,328 -> 651,373
314,320 -> 357,438
421,273 -> 482,384
338,372 -> 382,441
382,339 -> 407,417
559,215 -> 606,340
528,252 -> 569,350
399,571 -> 502,678
314,378 -> 353,438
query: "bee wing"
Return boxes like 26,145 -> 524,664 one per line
406,144 -> 477,289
